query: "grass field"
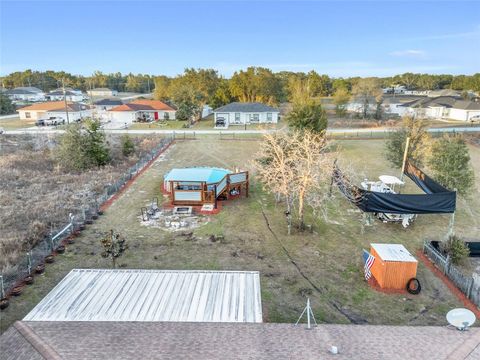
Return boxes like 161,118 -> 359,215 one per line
0,117 -> 35,130
1,138 -> 479,333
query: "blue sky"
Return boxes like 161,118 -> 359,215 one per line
1,1 -> 479,77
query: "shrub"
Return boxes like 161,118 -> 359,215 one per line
441,235 -> 470,265
121,135 -> 135,157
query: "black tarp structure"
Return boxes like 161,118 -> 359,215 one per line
332,160 -> 456,214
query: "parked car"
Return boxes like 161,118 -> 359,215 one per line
0,127 -> 4,134
44,117 -> 65,126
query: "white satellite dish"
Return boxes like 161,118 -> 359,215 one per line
446,308 -> 476,330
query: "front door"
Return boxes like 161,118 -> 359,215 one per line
154,112 -> 159,120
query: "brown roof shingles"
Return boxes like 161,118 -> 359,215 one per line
109,99 -> 175,112
1,321 -> 479,360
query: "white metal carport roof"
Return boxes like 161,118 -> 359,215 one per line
24,269 -> 262,323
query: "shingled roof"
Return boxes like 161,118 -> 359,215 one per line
214,102 -> 278,113
1,321 -> 479,360
109,99 -> 175,112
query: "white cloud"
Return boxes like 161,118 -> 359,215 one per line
389,49 -> 427,58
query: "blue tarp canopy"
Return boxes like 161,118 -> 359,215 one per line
164,167 -> 231,184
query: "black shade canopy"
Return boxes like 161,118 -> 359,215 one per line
333,161 -> 456,214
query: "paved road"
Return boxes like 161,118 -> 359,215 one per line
2,126 -> 480,136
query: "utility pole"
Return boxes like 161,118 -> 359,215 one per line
62,78 -> 70,124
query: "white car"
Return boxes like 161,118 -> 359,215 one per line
0,127 -> 4,134
44,117 -> 65,126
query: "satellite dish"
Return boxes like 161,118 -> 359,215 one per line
446,308 -> 476,330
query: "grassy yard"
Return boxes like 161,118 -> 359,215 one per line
1,139 -> 479,332
0,117 -> 35,130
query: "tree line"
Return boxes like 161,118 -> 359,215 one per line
1,69 -> 479,102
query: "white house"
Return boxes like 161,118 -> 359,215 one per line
87,88 -> 118,97
17,101 -> 92,122
213,102 -> 279,128
5,87 -> 45,102
47,88 -> 85,102
108,99 -> 176,125
448,100 -> 480,121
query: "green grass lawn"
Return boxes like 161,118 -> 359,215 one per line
0,117 -> 35,130
1,139 -> 479,332
129,120 -> 190,130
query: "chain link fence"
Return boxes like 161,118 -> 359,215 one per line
423,241 -> 480,307
1,136 -> 173,298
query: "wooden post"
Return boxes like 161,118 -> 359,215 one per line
170,181 -> 174,205
246,173 -> 249,198
214,184 -> 217,209
400,137 -> 411,182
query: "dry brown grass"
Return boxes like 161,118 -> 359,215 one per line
0,134 -> 164,272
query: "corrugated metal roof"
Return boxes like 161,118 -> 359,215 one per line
371,244 -> 417,263
24,269 -> 262,323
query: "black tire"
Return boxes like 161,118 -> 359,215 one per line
406,278 -> 421,295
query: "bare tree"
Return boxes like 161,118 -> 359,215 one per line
254,130 -> 333,231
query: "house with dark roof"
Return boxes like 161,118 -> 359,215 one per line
47,88 -> 85,102
108,99 -> 176,123
5,87 -> 45,102
399,96 -> 480,121
213,102 -> 279,128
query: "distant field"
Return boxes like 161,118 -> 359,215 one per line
2,138 -> 479,333
0,117 -> 35,130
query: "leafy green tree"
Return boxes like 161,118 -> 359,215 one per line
351,78 -> 383,119
121,134 -> 135,157
56,123 -> 89,171
209,79 -> 234,109
0,93 -> 15,115
100,229 -> 128,268
56,120 -> 110,171
172,85 -> 202,121
385,116 -> 431,168
153,76 -> 171,100
428,135 -> 474,195
84,120 -> 110,166
332,88 -> 350,116
286,99 -> 327,133
229,67 -> 281,104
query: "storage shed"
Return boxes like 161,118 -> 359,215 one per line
370,243 -> 418,290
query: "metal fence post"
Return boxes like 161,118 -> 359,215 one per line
445,254 -> 450,275
467,277 -> 474,299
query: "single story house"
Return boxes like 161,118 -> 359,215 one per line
5,87 -> 45,102
87,88 -> 118,97
108,99 -> 176,124
447,100 -> 480,121
47,88 -> 85,102
94,98 -> 123,111
17,101 -> 92,121
213,102 -> 279,128
399,96 -> 480,121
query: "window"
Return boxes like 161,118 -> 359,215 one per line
250,113 -> 259,123
235,113 -> 240,123
164,112 -> 170,120
25,112 -> 31,118
267,113 -> 273,122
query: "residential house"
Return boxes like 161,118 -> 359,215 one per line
213,102 -> 279,128
17,101 -> 92,121
47,88 -> 85,102
345,95 -> 378,115
108,99 -> 176,124
93,98 -> 124,120
447,100 -> 480,121
399,96 -> 480,121
5,87 -> 45,102
87,87 -> 118,97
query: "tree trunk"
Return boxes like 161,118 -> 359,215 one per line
112,256 -> 116,269
298,189 -> 305,230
